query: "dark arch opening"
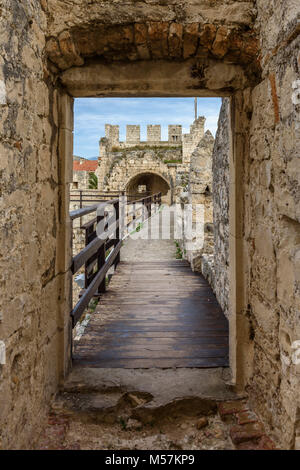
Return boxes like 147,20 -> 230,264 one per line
126,172 -> 172,204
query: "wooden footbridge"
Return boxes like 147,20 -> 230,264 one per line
70,193 -> 229,368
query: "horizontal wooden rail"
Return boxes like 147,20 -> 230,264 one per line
72,235 -> 105,274
70,199 -> 119,220
72,221 -> 119,274
70,191 -> 151,207
70,203 -> 99,220
71,240 -> 122,326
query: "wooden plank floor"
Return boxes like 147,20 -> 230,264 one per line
73,260 -> 229,368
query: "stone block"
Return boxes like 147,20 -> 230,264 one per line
183,23 -> 199,58
277,248 -> 295,309
169,23 -> 183,58
230,422 -> 265,445
252,296 -> 279,338
147,22 -> 169,59
59,94 -> 74,131
59,128 -> 73,184
237,410 -> 258,425
236,435 -> 277,450
134,23 -> 150,60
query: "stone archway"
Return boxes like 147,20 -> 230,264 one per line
97,146 -> 177,202
51,8 -> 258,428
126,171 -> 172,204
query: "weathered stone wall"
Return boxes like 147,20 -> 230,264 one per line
180,131 -> 214,269
207,98 -> 230,318
182,117 -> 205,163
0,0 -> 71,449
96,146 -> 188,204
244,1 -> 300,449
72,168 -> 89,190
45,0 -> 259,77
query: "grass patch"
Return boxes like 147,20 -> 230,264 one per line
163,159 -> 182,164
130,222 -> 144,235
88,298 -> 99,312
174,241 -> 183,259
119,417 -> 127,430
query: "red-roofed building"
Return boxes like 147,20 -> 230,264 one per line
72,157 -> 99,190
73,160 -> 98,172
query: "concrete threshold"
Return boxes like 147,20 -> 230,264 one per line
53,367 -> 243,425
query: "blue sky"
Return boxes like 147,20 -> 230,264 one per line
74,98 -> 222,159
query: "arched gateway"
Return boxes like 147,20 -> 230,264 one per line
126,171 -> 172,204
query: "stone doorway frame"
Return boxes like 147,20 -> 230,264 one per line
59,80 -> 250,393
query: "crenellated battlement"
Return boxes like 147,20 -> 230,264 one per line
101,119 -> 205,163
102,123 -> 186,148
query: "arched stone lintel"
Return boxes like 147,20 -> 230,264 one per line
124,170 -> 173,192
60,58 -> 254,98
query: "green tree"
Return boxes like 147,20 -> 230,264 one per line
88,172 -> 98,189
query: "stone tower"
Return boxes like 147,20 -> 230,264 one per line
147,125 -> 161,142
105,124 -> 120,148
126,125 -> 140,144
182,116 -> 206,163
190,117 -> 205,143
168,125 -> 182,143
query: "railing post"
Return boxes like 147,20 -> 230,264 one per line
132,201 -> 136,231
79,190 -> 83,227
115,200 -> 120,268
84,226 -> 89,289
142,196 -> 146,222
97,213 -> 106,294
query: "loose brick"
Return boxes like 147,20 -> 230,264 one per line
218,401 -> 248,420
236,435 -> 277,450
230,422 -> 265,445
237,410 -> 258,425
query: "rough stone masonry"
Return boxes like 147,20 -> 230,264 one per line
0,0 -> 299,450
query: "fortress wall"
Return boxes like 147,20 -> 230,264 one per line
0,0 -> 72,449
242,2 -> 300,448
182,117 -> 206,163
211,99 -> 230,318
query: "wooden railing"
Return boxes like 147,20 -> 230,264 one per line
70,189 -> 151,206
70,192 -> 162,327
